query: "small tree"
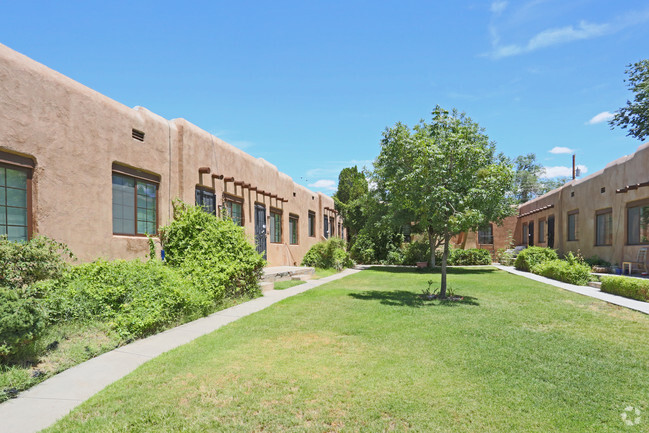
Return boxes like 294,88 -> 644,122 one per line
374,106 -> 515,297
610,59 -> 649,141
333,166 -> 368,241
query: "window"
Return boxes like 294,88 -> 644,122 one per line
195,187 -> 216,215
627,200 -> 649,245
567,210 -> 578,241
324,215 -> 329,238
270,210 -> 281,243
0,163 -> 31,241
522,223 -> 528,246
308,211 -> 315,237
338,222 -> 342,239
595,209 -> 612,246
223,195 -> 243,226
538,220 -> 545,243
112,169 -> 158,236
478,224 -> 494,245
289,215 -> 298,245
330,216 -> 335,237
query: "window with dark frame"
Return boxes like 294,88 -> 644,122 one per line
595,209 -> 613,246
330,216 -> 335,237
289,215 -> 298,245
0,163 -> 30,241
522,223 -> 528,246
270,210 -> 282,243
567,211 -> 578,241
112,172 -> 158,235
308,211 -> 316,237
478,224 -> 494,245
324,215 -> 329,238
538,220 -> 545,243
223,196 -> 243,226
627,200 -> 649,245
195,187 -> 216,215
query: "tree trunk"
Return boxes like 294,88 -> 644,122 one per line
440,231 -> 451,299
428,228 -> 436,267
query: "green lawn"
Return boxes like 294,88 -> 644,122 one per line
273,280 -> 307,290
46,267 -> 649,432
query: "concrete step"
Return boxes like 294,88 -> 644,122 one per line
261,266 -> 315,283
588,281 -> 602,289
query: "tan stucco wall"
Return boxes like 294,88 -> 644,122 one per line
516,142 -> 649,265
0,43 -> 343,265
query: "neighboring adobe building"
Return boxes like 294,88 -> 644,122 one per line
463,142 -> 649,266
0,43 -> 343,265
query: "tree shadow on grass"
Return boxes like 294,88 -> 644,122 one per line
364,266 -> 498,276
348,290 -> 480,308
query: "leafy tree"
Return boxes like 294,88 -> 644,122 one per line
512,153 -> 542,203
610,59 -> 649,141
374,106 -> 515,297
333,166 -> 368,240
538,176 -> 570,195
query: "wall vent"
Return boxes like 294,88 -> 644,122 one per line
132,129 -> 145,142
601,187 -> 606,193
570,191 -> 575,197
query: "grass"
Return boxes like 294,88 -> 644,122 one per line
0,295 -> 256,403
45,267 -> 649,432
312,267 -> 340,279
1,322 -> 121,402
273,280 -> 307,290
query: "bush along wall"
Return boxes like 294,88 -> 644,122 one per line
601,276 -> 649,302
302,238 -> 354,270
160,201 -> 266,300
514,247 -> 558,272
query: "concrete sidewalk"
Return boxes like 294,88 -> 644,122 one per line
0,268 -> 361,433
494,264 -> 649,315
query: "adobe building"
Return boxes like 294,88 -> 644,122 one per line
0,43 -> 343,265
463,142 -> 649,266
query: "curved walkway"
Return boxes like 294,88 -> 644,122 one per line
495,265 -> 649,315
0,268 -> 360,433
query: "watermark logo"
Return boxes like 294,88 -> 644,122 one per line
621,406 -> 641,426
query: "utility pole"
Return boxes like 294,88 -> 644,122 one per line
572,154 -> 576,180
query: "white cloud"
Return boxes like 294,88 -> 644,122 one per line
549,146 -> 573,154
588,111 -> 615,125
308,179 -> 336,191
491,1 -> 508,14
489,21 -> 609,59
541,165 -> 587,178
486,5 -> 649,60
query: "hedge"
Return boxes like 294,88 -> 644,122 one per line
514,247 -> 558,272
531,259 -> 592,286
600,276 -> 649,302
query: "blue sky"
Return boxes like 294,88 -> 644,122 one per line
1,1 -> 648,193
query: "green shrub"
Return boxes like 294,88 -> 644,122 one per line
601,276 -> 649,301
384,249 -> 405,265
43,259 -> 212,338
160,202 -> 265,299
583,255 -> 612,268
531,259 -> 592,286
302,238 -> 354,270
0,236 -> 72,290
401,240 -> 431,265
450,248 -> 492,265
349,233 -> 377,264
0,288 -> 46,360
514,247 -> 558,272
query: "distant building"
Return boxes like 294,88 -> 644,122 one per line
462,142 -> 649,266
0,43 -> 343,265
